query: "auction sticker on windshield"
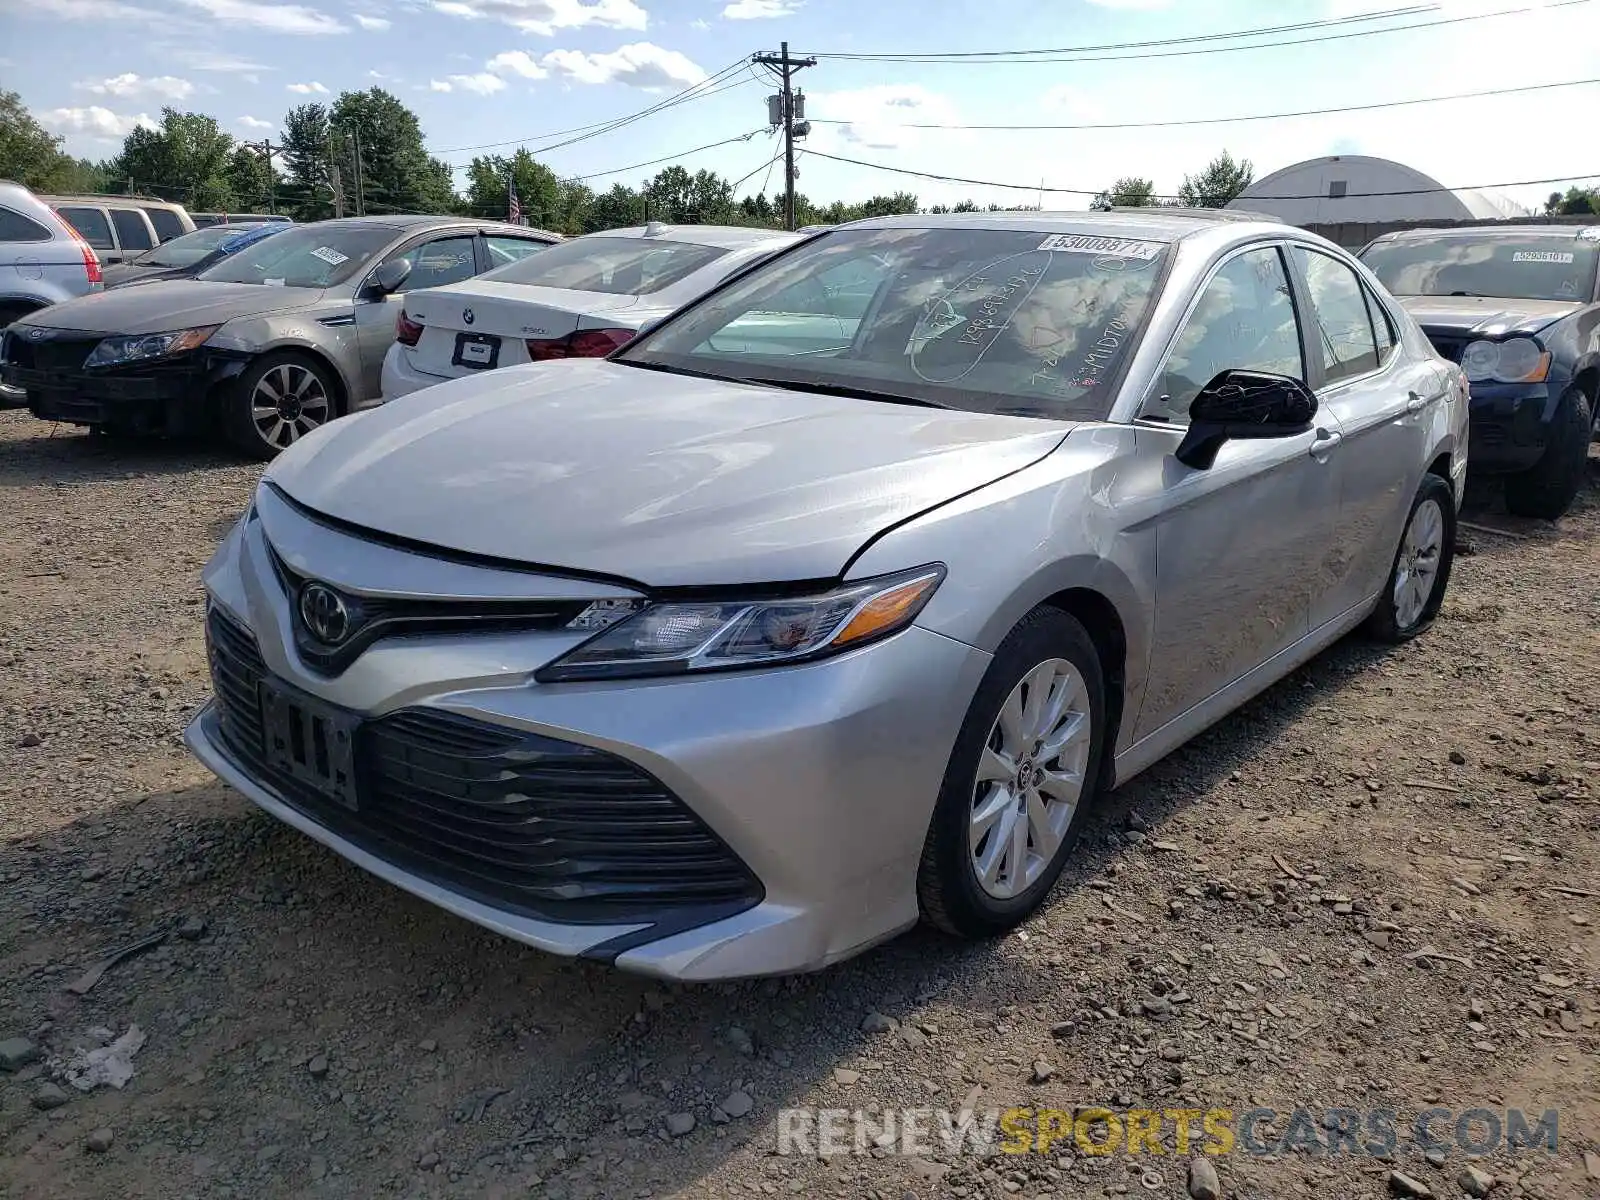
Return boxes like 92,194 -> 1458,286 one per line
309,246 -> 350,266
1036,234 -> 1164,261
1511,250 -> 1576,264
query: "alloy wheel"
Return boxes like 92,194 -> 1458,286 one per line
1393,497 -> 1444,630
968,658 -> 1093,900
250,363 -> 331,450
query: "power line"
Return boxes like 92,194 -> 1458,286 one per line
796,0 -> 1592,65
728,144 -> 784,193
571,130 -> 765,183
807,76 -> 1600,132
431,60 -> 755,157
797,4 -> 1434,59
797,146 -> 1600,202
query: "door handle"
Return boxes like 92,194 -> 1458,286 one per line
1406,388 -> 1445,414
1310,429 -> 1343,458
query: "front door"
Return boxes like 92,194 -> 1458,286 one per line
1132,242 -> 1345,740
353,233 -> 479,401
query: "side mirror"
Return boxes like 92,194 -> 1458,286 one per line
365,258 -> 411,298
1175,370 -> 1318,470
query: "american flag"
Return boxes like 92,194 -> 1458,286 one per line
508,173 -> 521,224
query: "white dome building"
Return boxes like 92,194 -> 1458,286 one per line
1228,155 -> 1531,226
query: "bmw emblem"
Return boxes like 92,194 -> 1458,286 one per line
462,307 -> 474,325
298,582 -> 353,646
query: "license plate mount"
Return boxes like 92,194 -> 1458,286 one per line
259,681 -> 361,811
452,330 -> 501,370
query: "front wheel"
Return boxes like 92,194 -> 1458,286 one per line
224,351 -> 338,460
1504,386 -> 1591,520
917,606 -> 1107,939
1365,473 -> 1456,643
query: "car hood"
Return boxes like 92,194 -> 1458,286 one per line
101,263 -> 184,289
11,280 -> 327,335
265,358 -> 1072,588
1395,295 -> 1581,338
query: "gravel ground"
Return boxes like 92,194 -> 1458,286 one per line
1,410 -> 1597,1200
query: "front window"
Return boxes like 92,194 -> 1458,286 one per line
480,235 -> 730,296
146,208 -> 185,242
197,223 -> 398,288
616,226 -> 1172,421
139,225 -> 251,268
1361,234 -> 1600,303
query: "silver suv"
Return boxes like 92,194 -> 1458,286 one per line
0,180 -> 103,404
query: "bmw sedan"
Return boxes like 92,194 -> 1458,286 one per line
185,211 -> 1468,981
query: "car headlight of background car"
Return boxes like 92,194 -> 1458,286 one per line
84,325 -> 219,369
1459,336 -> 1550,385
537,566 -> 946,682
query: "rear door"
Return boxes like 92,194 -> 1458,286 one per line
108,207 -> 156,261
352,231 -> 480,399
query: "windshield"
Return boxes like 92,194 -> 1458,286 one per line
1361,234 -> 1600,303
616,226 -> 1172,420
140,224 -> 260,268
479,235 -> 729,295
196,223 -> 397,288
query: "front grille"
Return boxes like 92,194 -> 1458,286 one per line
1,332 -> 100,373
204,607 -> 762,924
265,543 -> 589,676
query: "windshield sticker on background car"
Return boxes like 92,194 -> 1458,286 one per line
264,278 -> 286,286
1577,227 -> 1600,241
1036,234 -> 1164,262
308,246 -> 350,266
909,251 -> 1052,384
1510,250 -> 1575,264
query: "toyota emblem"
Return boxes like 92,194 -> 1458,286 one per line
299,582 -> 352,646
462,307 -> 474,325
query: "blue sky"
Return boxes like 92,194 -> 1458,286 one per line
2,0 -> 1598,213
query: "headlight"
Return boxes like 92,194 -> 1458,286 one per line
1459,336 -> 1550,384
84,325 -> 218,369
537,565 -> 946,683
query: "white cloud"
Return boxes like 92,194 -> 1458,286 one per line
39,106 -> 159,139
237,114 -> 274,129
287,80 -> 330,93
171,48 -> 274,72
353,11 -> 389,27
486,50 -> 548,79
174,0 -> 346,32
543,42 -> 705,89
78,73 -> 195,100
446,72 -> 507,94
1084,0 -> 1169,7
809,84 -> 962,153
690,16 -> 708,29
431,0 -> 645,35
429,79 -> 454,92
722,0 -> 799,17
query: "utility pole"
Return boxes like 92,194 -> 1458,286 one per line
753,42 -> 814,231
330,155 -> 345,218
244,139 -> 282,215
350,125 -> 365,217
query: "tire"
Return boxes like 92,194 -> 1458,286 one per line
1365,473 -> 1457,644
917,606 -> 1108,939
0,305 -> 37,408
223,351 -> 338,461
1503,386 -> 1591,520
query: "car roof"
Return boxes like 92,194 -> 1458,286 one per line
837,209 -> 1285,243
584,223 -> 801,249
41,193 -> 187,210
1372,224 -> 1600,243
276,215 -> 560,239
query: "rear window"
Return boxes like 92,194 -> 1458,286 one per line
480,235 -> 729,295
146,208 -> 186,242
59,206 -> 113,249
110,208 -> 154,252
0,207 -> 52,242
1361,234 -> 1600,303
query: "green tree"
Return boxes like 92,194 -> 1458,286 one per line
108,108 -> 236,207
329,87 -> 453,215
0,89 -> 81,190
1177,151 -> 1253,208
279,103 -> 332,219
642,165 -> 735,224
584,182 -> 644,232
1550,186 -> 1598,215
225,145 -> 277,212
1094,176 -> 1156,208
853,192 -> 919,218
463,149 -> 564,226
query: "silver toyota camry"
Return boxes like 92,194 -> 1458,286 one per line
186,211 -> 1470,981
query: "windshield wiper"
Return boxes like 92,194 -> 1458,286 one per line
738,377 -> 952,409
1447,290 -> 1484,297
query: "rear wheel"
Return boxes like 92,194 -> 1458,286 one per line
1504,386 -> 1591,520
224,351 -> 337,460
1365,474 -> 1456,643
917,607 -> 1107,939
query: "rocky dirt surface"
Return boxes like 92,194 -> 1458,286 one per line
1,410 -> 1597,1200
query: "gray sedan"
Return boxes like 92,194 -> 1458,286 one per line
1,215 -> 561,458
185,210 -> 1469,980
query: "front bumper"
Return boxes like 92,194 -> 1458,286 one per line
1464,381 -> 1557,473
186,505 -> 990,980
1,350 -> 247,433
